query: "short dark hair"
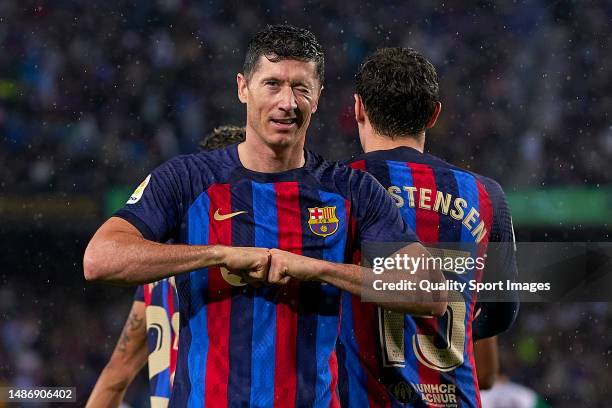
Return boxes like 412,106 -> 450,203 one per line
355,47 -> 439,137
243,24 -> 324,84
199,125 -> 246,151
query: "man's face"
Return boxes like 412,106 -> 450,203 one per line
238,56 -> 321,149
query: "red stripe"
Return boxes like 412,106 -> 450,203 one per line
344,196 -> 389,406
351,296 -> 391,408
205,184 -> 233,408
475,181 -> 493,282
144,284 -> 152,306
273,182 -> 301,408
328,351 -> 341,408
468,181 -> 494,408
348,159 -> 366,171
407,163 -> 439,245
408,163 -> 441,406
168,280 -> 178,385
329,251 -> 344,408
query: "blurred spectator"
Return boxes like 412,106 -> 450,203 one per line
1,1 -> 610,195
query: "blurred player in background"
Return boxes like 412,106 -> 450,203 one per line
84,25 -> 444,407
86,126 -> 246,408
199,125 -> 246,150
337,47 -> 519,407
480,372 -> 550,408
479,339 -> 549,408
473,334 -> 499,390
85,298 -> 147,408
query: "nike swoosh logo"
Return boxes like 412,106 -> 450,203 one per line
214,209 -> 247,221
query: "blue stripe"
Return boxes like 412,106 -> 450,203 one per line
400,315 -> 423,404
430,167 -> 462,403
154,280 -> 171,398
250,182 -> 278,407
339,293 -> 370,407
386,161 -> 422,401
451,170 -> 480,406
451,170 -> 479,245
313,190 -> 346,406
296,186 -> 324,407
386,160 -> 416,231
373,160 -> 424,405
296,283 -> 321,407
186,192 -> 211,407
432,167 -> 462,243
336,334 -> 350,407
228,181 -> 255,408
170,275 -> 190,406
319,191 -> 348,264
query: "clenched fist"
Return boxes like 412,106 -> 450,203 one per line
218,246 -> 271,283
268,249 -> 324,284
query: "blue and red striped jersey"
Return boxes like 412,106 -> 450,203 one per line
338,146 -> 517,408
116,144 -> 416,407
134,279 -> 180,408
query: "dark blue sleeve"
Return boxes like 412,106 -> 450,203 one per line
134,285 -> 145,302
473,177 -> 519,339
114,157 -> 189,242
352,170 -> 417,244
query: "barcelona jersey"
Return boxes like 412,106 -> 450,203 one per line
338,146 -> 517,408
116,144 -> 416,407
135,279 -> 180,408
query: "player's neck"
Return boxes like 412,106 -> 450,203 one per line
237,137 -> 306,173
363,130 -> 425,153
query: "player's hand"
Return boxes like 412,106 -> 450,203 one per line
219,246 -> 271,282
268,249 -> 322,284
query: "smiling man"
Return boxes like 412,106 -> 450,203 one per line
84,25 -> 445,407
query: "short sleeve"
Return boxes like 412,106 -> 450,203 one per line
352,171 -> 417,244
481,178 -> 518,285
133,285 -> 145,302
114,157 -> 188,242
474,177 -> 519,339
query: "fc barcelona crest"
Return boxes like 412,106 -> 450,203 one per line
308,206 -> 339,237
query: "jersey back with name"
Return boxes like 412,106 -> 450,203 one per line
117,144 -> 415,408
135,279 -> 180,408
338,146 -> 514,408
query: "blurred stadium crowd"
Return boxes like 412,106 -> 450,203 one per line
1,0 -> 611,194
1,1 -> 611,407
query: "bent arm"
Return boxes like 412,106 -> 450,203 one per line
472,301 -> 519,340
270,242 -> 448,316
83,217 -> 225,285
86,301 -> 148,408
84,217 -> 271,285
474,336 -> 499,390
319,243 -> 447,316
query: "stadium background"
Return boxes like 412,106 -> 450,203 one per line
0,1 -> 610,406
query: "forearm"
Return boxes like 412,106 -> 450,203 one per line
474,336 -> 499,389
87,301 -> 148,407
85,233 -> 221,285
85,365 -> 133,408
84,217 -> 224,284
86,349 -> 147,408
318,260 -> 446,316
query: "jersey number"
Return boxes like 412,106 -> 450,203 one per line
379,290 -> 466,372
146,305 -> 180,379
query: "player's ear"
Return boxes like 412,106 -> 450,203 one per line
237,73 -> 248,104
311,85 -> 324,114
354,94 -> 366,124
426,101 -> 442,129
